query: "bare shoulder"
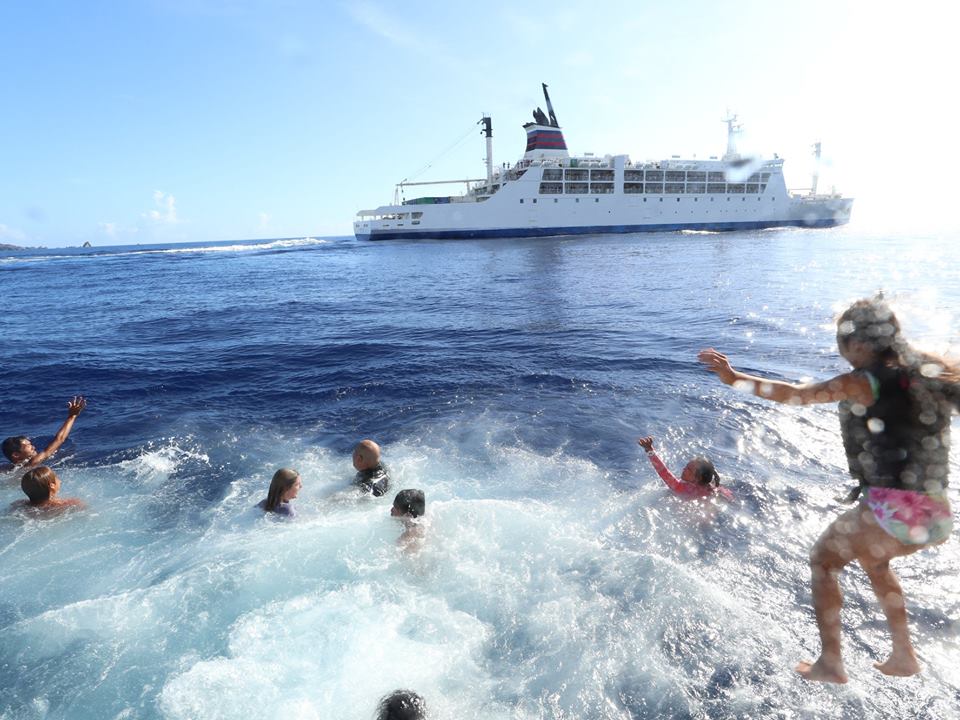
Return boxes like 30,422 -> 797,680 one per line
58,498 -> 87,509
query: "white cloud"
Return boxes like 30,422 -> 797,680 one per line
564,50 -> 593,68
99,222 -> 139,239
346,1 -> 464,72
144,190 -> 179,224
0,223 -> 28,243
347,2 -> 425,51
259,212 -> 271,229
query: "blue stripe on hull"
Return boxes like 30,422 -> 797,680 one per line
355,218 -> 846,241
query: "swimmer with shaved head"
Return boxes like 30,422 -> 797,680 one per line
352,439 -> 390,497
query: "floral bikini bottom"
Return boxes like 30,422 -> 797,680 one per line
864,486 -> 954,545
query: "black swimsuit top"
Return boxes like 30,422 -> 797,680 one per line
354,462 -> 390,497
839,364 -> 954,495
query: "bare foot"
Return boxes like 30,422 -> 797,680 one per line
874,653 -> 921,677
795,658 -> 849,684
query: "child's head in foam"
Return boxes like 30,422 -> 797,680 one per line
391,489 -> 425,518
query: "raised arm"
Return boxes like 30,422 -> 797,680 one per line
638,436 -> 693,495
697,349 -> 873,407
28,396 -> 86,467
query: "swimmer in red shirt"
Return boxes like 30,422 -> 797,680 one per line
637,436 -> 733,501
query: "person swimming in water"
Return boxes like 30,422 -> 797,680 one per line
699,297 -> 959,684
258,468 -> 301,517
2,396 -> 87,471
391,488 -> 425,551
11,466 -> 86,514
353,439 -> 390,497
637,435 -> 733,501
375,689 -> 426,719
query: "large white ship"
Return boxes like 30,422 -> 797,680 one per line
354,85 -> 853,241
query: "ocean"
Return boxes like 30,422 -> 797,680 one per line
1,228 -> 958,719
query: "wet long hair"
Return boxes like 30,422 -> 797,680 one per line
22,466 -> 58,503
376,690 -> 426,720
837,297 -> 960,388
690,457 -> 720,487
264,468 -> 299,512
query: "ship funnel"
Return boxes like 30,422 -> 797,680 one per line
522,83 -> 568,160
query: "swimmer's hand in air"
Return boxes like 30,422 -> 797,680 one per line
67,396 -> 87,417
697,349 -> 737,385
637,436 -> 655,453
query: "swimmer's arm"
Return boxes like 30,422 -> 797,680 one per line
644,449 -> 694,495
29,396 -> 87,467
698,349 -> 873,406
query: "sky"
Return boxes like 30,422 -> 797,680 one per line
1,0 -> 958,247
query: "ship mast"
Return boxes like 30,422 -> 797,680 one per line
480,116 -> 493,186
542,83 -> 559,127
722,112 -> 741,161
810,141 -> 821,196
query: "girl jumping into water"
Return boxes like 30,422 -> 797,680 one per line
699,297 -> 958,683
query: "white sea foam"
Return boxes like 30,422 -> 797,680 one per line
0,237 -> 330,266
116,440 -> 210,482
121,237 -> 328,257
1,418 -> 958,718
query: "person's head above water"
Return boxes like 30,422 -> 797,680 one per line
263,467 -> 301,512
3,396 -> 87,468
835,296 -> 960,383
836,297 -> 902,368
681,457 -> 720,487
376,689 -> 426,720
2,435 -> 34,464
353,439 -> 381,471
391,489 -> 425,519
21,466 -> 61,504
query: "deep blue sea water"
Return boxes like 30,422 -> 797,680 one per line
1,229 -> 958,719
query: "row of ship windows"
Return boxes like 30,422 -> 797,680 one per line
541,169 -> 771,183
538,182 -> 768,195
376,195 -> 778,219
520,197 -> 775,203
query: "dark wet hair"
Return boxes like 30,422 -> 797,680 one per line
376,690 -> 426,720
393,489 -> 425,518
690,457 -> 720,487
2,435 -> 28,462
837,297 -> 960,385
264,468 -> 299,512
836,298 -> 902,361
22,466 -> 57,503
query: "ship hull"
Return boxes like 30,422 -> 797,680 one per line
355,216 -> 845,241
355,181 -> 853,241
